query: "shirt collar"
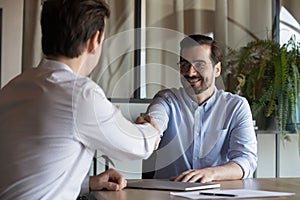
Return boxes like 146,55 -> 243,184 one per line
183,87 -> 218,112
38,58 -> 74,73
202,87 -> 217,112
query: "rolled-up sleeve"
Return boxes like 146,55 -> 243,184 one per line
229,98 -> 258,178
147,95 -> 171,135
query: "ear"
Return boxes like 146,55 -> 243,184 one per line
214,62 -> 221,77
87,30 -> 101,54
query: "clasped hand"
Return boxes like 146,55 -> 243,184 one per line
89,169 -> 127,191
135,115 -> 161,150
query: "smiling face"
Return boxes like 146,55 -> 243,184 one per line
180,45 -> 221,96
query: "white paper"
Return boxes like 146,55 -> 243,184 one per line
170,189 -> 295,199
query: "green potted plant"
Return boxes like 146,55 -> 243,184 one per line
222,36 -> 300,150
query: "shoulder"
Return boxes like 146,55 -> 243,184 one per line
217,89 -> 247,101
74,77 -> 106,100
155,88 -> 178,96
153,88 -> 184,102
216,89 -> 249,107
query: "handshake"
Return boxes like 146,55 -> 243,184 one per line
135,115 -> 161,150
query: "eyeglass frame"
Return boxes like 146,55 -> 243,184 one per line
177,59 -> 214,73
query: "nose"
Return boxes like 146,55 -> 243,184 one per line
186,64 -> 199,76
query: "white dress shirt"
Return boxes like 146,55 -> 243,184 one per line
0,59 -> 158,200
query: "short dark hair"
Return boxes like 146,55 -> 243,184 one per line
41,0 -> 110,58
180,34 -> 223,66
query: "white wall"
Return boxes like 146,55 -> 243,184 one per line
0,0 -> 23,87
256,134 -> 276,177
257,133 -> 300,178
279,134 -> 300,177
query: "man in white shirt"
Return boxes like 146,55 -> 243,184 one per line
0,0 -> 160,199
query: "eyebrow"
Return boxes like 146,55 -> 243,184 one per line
193,60 -> 206,63
182,59 -> 207,64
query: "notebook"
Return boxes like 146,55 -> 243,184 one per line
126,179 -> 220,191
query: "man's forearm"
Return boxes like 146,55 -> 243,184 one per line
209,161 -> 244,181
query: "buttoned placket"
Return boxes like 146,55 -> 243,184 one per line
192,104 -> 204,168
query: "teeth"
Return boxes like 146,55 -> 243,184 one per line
188,78 -> 200,83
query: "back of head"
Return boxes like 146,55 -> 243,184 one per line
180,34 -> 223,65
41,0 -> 110,58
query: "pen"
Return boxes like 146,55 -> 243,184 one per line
199,192 -> 237,197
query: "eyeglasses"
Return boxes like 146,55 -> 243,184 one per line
178,60 -> 210,72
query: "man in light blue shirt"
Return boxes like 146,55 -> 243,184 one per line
137,34 -> 257,183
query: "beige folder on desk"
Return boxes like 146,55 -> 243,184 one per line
126,179 -> 220,191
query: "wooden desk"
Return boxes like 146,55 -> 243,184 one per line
93,178 -> 300,200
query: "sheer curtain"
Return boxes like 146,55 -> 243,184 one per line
22,0 -> 300,99
144,0 -> 221,97
282,0 -> 300,22
143,0 -> 272,97
22,0 -> 42,71
91,0 -> 135,98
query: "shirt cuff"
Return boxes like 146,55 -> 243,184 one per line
231,156 -> 257,178
80,175 -> 90,195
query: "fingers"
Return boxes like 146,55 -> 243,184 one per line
106,169 -> 127,190
102,180 -> 127,191
172,170 -> 207,183
173,170 -> 193,182
143,115 -> 157,128
135,115 -> 161,150
101,182 -> 120,191
135,115 -> 158,130
135,115 -> 153,124
90,169 -> 127,191
135,116 -> 146,124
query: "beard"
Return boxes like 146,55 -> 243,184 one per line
180,75 -> 211,95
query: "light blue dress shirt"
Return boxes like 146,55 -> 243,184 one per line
147,87 -> 257,179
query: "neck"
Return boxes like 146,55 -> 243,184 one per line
196,86 -> 215,105
45,54 -> 87,75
